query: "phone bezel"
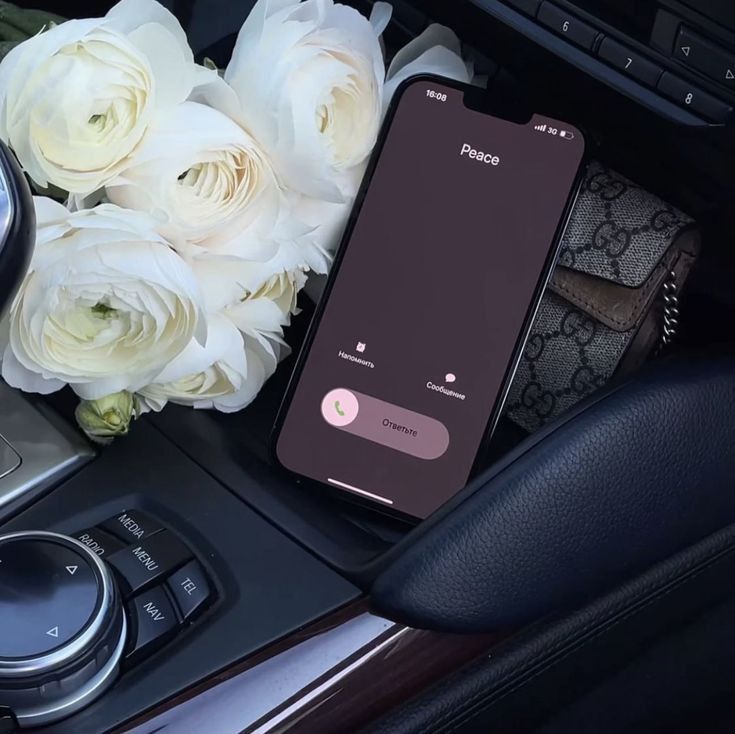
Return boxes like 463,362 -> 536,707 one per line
270,73 -> 587,521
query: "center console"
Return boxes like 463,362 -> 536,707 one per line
0,416 -> 359,732
2,1 -> 735,732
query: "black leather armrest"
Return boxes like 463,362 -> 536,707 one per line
370,358 -> 735,632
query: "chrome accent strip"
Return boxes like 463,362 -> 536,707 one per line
14,614 -> 126,727
0,531 -> 115,677
0,382 -> 94,512
124,613 -> 399,734
327,478 -> 394,505
0,152 -> 13,256
252,625 -> 410,734
0,435 -> 20,481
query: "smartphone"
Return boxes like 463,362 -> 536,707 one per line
273,76 -> 585,520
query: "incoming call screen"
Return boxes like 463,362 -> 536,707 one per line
276,79 -> 585,519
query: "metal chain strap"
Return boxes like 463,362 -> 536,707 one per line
660,270 -> 680,349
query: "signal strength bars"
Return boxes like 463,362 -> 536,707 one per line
534,123 -> 547,132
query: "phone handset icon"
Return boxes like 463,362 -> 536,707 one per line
322,389 -> 359,427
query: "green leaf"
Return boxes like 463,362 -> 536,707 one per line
0,19 -> 26,41
0,39 -> 16,61
0,2 -> 66,42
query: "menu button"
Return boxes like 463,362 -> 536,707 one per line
108,531 -> 191,597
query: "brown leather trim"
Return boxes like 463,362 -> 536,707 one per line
549,230 -> 700,333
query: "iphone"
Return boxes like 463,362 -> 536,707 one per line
273,76 -> 585,519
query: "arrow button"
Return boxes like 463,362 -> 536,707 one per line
46,626 -> 59,638
674,28 -> 735,90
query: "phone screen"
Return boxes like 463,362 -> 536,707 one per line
275,78 -> 585,519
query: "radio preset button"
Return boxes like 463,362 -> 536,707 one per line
598,37 -> 663,87
537,2 -> 599,51
657,72 -> 732,121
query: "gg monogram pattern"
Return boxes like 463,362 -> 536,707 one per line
506,292 -> 630,432
505,161 -> 694,433
557,161 -> 693,287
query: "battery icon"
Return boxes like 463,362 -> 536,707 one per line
559,130 -> 575,140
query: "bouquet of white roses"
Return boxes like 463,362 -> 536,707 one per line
0,0 -> 472,442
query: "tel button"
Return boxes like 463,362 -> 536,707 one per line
167,561 -> 212,621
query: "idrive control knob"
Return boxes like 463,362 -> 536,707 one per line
0,532 -> 125,727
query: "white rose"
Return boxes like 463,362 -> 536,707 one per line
1,198 -> 206,400
0,0 -> 208,195
139,313 -> 277,413
107,101 -> 293,262
192,243 -> 309,341
138,242 -> 309,413
221,1 -> 473,206
382,24 -> 474,107
221,0 -> 393,202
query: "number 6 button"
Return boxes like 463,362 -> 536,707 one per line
537,2 -> 599,51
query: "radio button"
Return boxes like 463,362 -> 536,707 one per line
72,527 -> 125,559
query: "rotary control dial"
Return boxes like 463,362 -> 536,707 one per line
0,532 -> 125,727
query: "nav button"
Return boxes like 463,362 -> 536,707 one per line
125,585 -> 178,666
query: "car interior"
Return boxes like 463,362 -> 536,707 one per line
1,0 -> 735,732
